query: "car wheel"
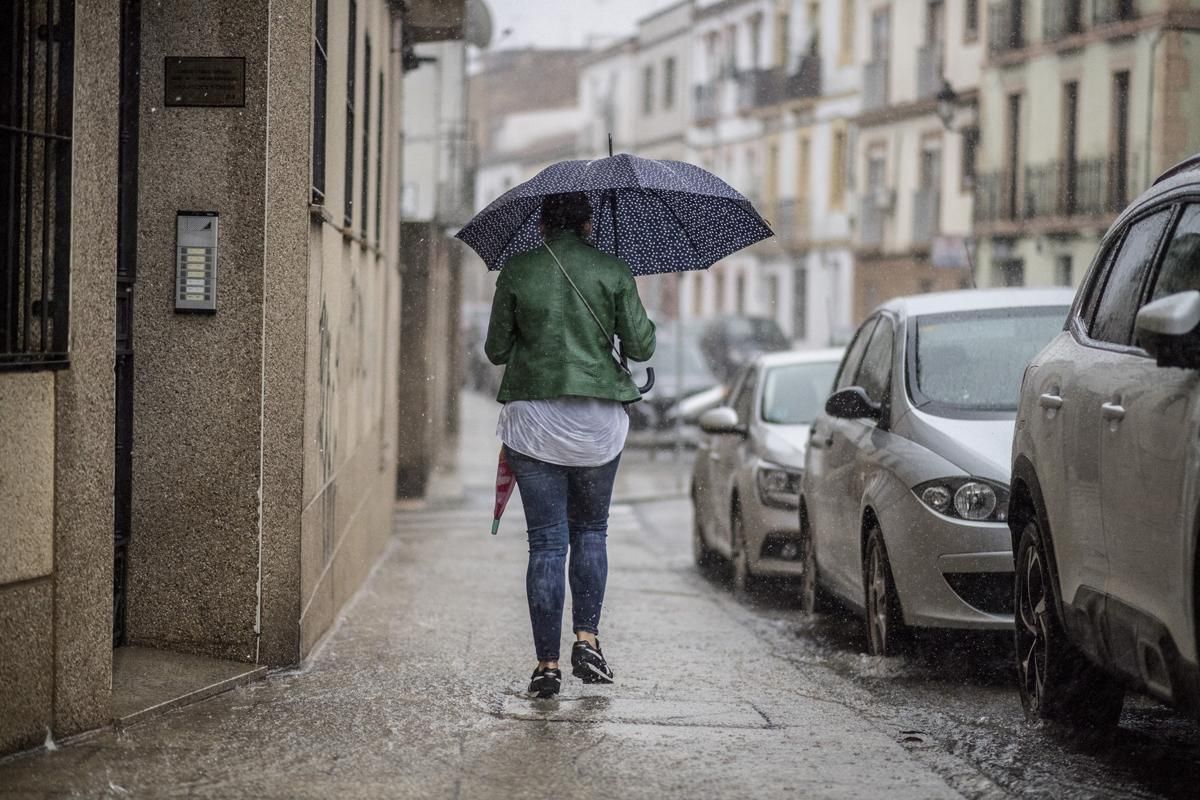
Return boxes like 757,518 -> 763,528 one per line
1014,519 -> 1124,728
692,490 -> 715,568
864,525 -> 908,656
731,508 -> 758,596
799,500 -> 824,615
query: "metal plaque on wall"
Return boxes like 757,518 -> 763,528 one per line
164,57 -> 246,107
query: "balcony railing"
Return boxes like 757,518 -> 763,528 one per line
693,83 -> 719,124
737,69 -> 777,111
863,59 -> 889,111
916,43 -> 943,100
1093,0 -> 1137,26
988,0 -> 1025,56
784,55 -> 821,101
859,196 -> 885,248
774,198 -> 811,250
1043,0 -> 1084,41
912,187 -> 941,245
975,157 -> 1130,225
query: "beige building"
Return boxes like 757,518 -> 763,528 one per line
850,0 -> 981,319
974,0 -> 1200,287
0,0 -> 469,756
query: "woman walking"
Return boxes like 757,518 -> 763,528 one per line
485,192 -> 656,699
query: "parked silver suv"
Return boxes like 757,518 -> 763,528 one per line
1009,155 -> 1200,728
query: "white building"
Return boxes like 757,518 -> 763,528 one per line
850,0 -> 981,318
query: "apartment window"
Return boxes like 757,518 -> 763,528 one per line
642,64 -> 654,114
749,13 -> 763,69
1,0 -> 74,367
693,275 -> 704,317
797,131 -> 811,200
663,57 -> 676,110
926,1 -> 945,45
805,2 -> 819,56
360,36 -> 372,238
999,260 -> 1025,287
714,268 -> 727,311
765,141 -> 780,220
1005,93 -> 1022,220
963,0 -> 979,41
1055,255 -> 1073,287
960,125 -> 979,191
792,266 -> 808,341
343,0 -> 358,227
736,272 -> 747,313
774,9 -> 790,68
1111,70 -> 1130,211
374,73 -> 384,244
311,0 -> 329,203
839,0 -> 855,65
830,126 -> 847,210
1062,81 -> 1079,214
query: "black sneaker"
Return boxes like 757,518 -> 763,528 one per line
528,667 -> 561,699
571,640 -> 615,684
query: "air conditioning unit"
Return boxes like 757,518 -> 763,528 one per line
872,186 -> 896,211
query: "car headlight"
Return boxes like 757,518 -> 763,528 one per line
757,463 -> 802,509
913,478 -> 1009,522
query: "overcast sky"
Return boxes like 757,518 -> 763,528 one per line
482,0 -> 683,50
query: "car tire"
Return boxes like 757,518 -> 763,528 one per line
1014,518 -> 1124,728
692,490 -> 716,569
799,500 -> 827,615
731,507 -> 759,597
864,525 -> 909,656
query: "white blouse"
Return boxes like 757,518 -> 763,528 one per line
497,396 -> 629,467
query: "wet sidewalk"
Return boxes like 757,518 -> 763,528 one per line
0,393 -> 968,799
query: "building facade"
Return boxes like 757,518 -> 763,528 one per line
0,0 -> 470,755
850,0 -> 980,319
974,0 -> 1200,288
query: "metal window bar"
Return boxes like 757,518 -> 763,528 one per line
0,0 -> 74,369
311,0 -> 328,204
343,0 -> 356,228
360,36 -> 370,238
374,71 -> 383,244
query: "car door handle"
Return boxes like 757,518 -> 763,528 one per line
1039,393 -> 1064,410
1101,402 -> 1125,422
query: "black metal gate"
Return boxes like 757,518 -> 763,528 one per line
0,0 -> 75,368
113,0 -> 140,646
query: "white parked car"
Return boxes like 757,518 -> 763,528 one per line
1010,156 -> 1200,727
691,349 -> 844,592
799,289 -> 1074,655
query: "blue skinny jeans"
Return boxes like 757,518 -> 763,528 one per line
504,446 -> 621,663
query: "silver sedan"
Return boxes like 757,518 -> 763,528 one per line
799,289 -> 1074,656
690,349 -> 844,593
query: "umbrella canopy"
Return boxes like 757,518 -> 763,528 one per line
455,154 -> 774,276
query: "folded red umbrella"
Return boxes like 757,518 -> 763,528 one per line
492,448 -> 516,535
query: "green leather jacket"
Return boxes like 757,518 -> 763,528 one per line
485,231 -> 656,403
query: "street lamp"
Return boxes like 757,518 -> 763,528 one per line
936,79 -> 959,131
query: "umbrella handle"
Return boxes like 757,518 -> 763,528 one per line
638,368 -> 655,395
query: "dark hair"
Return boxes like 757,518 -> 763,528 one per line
540,192 -> 593,237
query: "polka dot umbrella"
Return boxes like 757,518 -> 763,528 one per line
454,151 -> 774,276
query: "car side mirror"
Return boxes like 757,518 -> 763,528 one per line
699,406 -> 744,435
825,387 -> 882,420
1136,290 -> 1200,369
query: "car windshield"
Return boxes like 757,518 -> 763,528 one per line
761,361 -> 840,424
910,307 -> 1069,413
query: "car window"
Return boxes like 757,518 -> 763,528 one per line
1149,204 -> 1200,302
760,361 -> 841,425
1089,208 -> 1173,346
855,317 -> 895,405
733,368 -> 758,424
834,317 -> 877,391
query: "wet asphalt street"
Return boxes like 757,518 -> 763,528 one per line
2,395 -> 1199,798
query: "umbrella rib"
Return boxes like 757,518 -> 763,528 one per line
492,200 -> 544,269
646,188 -> 703,268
